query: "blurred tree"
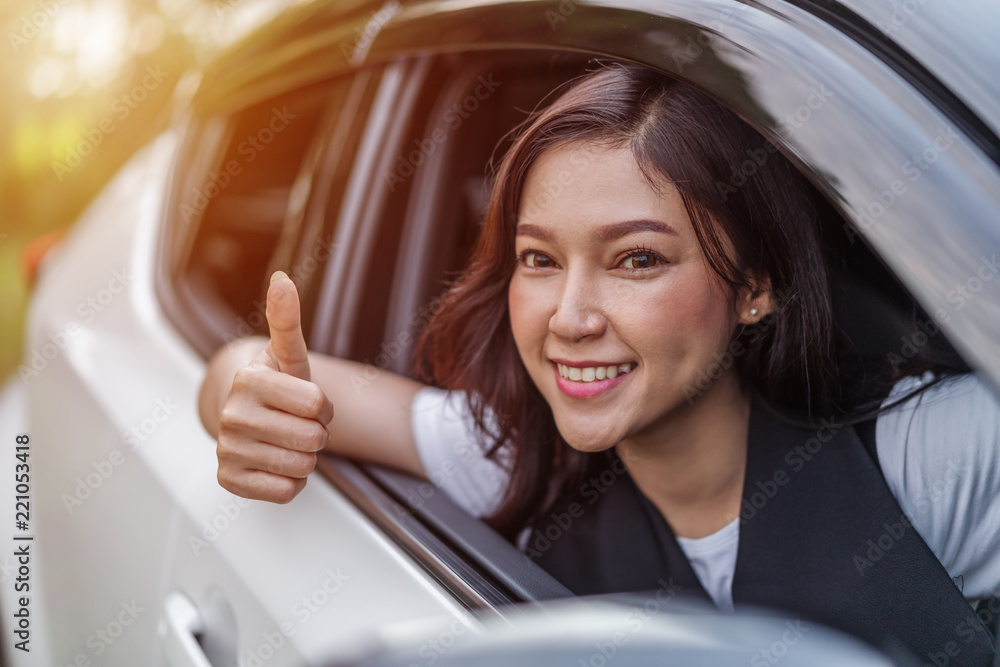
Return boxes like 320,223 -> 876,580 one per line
0,0 -> 290,379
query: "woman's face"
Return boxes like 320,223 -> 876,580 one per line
508,141 -> 755,452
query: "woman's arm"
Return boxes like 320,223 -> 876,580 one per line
876,372 -> 1000,600
198,271 -> 428,503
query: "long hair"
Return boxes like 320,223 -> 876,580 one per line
416,63 -> 844,538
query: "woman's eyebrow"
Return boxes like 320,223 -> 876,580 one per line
598,219 -> 677,241
515,219 -> 676,242
515,223 -> 552,240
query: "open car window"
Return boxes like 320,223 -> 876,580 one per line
157,68 -> 384,357
304,44 -> 985,614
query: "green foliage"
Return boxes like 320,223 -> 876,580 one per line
0,0 -> 267,379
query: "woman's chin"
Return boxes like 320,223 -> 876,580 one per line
556,425 -> 622,454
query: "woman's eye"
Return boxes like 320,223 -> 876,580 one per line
621,252 -> 662,270
520,251 -> 555,268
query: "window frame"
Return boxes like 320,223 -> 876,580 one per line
155,67 -> 380,359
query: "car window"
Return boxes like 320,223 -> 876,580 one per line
157,69 -> 382,357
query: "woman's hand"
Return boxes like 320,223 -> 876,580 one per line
214,271 -> 334,503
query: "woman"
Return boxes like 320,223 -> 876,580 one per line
199,64 -> 1000,663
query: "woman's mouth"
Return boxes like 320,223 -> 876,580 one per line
556,363 -> 635,382
552,361 -> 636,398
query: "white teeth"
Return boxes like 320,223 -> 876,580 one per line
557,363 -> 634,383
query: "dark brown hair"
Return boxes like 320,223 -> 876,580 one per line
416,63 -> 839,538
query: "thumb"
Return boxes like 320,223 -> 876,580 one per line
265,270 -> 311,380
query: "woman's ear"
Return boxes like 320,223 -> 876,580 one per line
737,274 -> 775,324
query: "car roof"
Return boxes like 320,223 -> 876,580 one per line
824,0 -> 1000,138
196,0 -> 1000,135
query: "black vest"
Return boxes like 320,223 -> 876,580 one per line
530,400 -> 997,666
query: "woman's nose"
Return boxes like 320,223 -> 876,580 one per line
548,271 -> 608,341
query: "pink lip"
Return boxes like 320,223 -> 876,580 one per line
552,362 -> 634,398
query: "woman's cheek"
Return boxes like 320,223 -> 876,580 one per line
508,276 -> 547,357
635,272 -> 734,373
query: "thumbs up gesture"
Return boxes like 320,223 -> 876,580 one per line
215,271 -> 334,503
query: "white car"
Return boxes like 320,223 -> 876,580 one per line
3,0 -> 1000,665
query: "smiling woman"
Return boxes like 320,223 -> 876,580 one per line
512,145 -> 750,440
418,64 -> 838,538
201,62 -> 1000,664
508,143 -> 752,534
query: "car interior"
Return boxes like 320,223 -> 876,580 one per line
158,47 -> 970,611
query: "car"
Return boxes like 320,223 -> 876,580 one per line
2,0 -> 1000,664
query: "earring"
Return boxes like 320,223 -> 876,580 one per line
750,307 -> 759,317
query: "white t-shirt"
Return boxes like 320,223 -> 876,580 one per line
410,373 -> 1000,610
